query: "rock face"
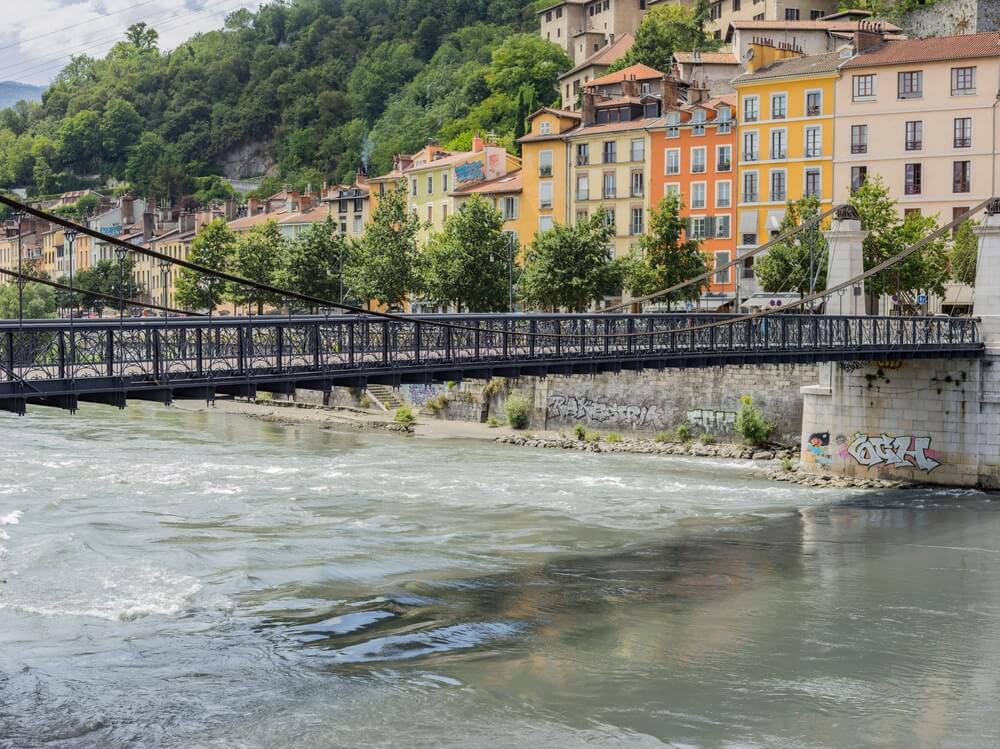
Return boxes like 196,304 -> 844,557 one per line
217,139 -> 276,180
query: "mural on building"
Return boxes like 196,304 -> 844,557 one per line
547,394 -> 665,430
455,161 -> 485,184
804,432 -> 832,465
847,432 -> 942,472
686,409 -> 737,432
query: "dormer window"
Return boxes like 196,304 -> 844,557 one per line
540,121 -> 551,135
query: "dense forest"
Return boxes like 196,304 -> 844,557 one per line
0,0 -> 569,201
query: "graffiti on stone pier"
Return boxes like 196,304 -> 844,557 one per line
547,394 -> 665,429
804,432 -> 832,465
686,409 -> 737,432
847,432 -> 942,472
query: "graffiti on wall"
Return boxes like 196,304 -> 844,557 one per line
804,432 -> 832,465
847,432 -> 942,472
402,384 -> 444,406
686,409 -> 737,432
547,394 -> 665,429
455,160 -> 485,184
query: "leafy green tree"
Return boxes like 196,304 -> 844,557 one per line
753,195 -> 827,297
100,99 -> 143,169
485,33 -> 570,105
125,132 -> 191,203
624,193 -> 711,308
951,219 -> 979,287
57,109 -> 102,172
849,174 -> 949,302
347,41 -> 422,123
278,217 -> 349,306
229,220 -> 286,313
125,22 -> 159,53
609,4 -> 719,74
423,194 -> 511,312
0,282 -> 55,319
520,211 -> 623,312
345,182 -> 423,309
175,219 -> 238,311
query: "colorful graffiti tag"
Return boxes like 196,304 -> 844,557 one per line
686,409 -> 737,432
804,432 -> 832,465
847,432 -> 941,472
455,160 -> 485,184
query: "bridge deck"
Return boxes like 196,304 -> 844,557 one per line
0,313 -> 983,414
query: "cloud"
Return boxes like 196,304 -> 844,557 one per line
0,0 -> 263,85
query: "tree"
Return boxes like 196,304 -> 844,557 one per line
229,220 -> 286,313
608,4 -> 719,74
485,34 -> 571,106
125,132 -> 191,203
100,99 -> 143,169
0,281 -> 55,319
174,219 -> 238,311
345,182 -> 423,309
125,23 -> 159,53
951,219 -> 979,287
753,195 -> 827,297
849,175 -> 949,303
624,193 -> 711,308
279,217 -> 349,307
520,211 -> 623,312
423,194 -> 511,312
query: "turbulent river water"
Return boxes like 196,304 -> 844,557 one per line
1,404 -> 1000,748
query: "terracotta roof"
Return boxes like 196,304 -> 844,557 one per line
561,33 -> 634,79
228,211 -> 287,231
527,106 -> 582,121
451,170 -> 523,196
281,206 -> 335,224
406,148 -> 509,172
596,95 -> 644,107
586,63 -> 666,88
842,31 -> 1000,68
568,119 -> 653,136
674,51 -> 739,65
733,51 -> 843,83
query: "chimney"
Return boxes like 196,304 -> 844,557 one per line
224,199 -> 239,222
661,75 -> 679,108
582,90 -> 596,124
142,211 -> 154,243
120,195 -> 134,225
247,197 -> 262,216
179,212 -> 196,235
622,76 -> 639,98
285,191 -> 300,213
853,20 -> 884,54
355,170 -> 369,186
471,134 -> 485,153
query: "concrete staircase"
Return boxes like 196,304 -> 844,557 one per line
365,384 -> 404,412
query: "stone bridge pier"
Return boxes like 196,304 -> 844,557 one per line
799,206 -> 1000,488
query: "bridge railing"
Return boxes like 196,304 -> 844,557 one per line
0,313 -> 982,385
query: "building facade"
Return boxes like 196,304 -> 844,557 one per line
519,108 -> 581,239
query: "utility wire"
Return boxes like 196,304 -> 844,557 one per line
0,0 -> 161,55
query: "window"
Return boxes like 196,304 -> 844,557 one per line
771,93 -> 787,119
692,109 -> 706,137
539,150 -> 553,176
851,166 -> 867,193
716,215 -> 731,239
715,251 -> 731,284
539,216 -> 554,233
716,180 -> 731,208
952,206 -> 968,236
804,127 -> 821,157
851,124 -> 867,154
502,196 -> 518,220
441,203 -> 449,222
689,217 -> 706,239
743,96 -> 759,122
743,171 -> 758,202
717,107 -> 732,134
743,131 -> 758,161
691,147 -> 706,173
576,174 -> 589,201
954,160 -> 971,193
577,143 -> 589,166
630,138 -> 645,162
710,1 -> 722,20
666,111 -> 680,138
952,66 -> 976,95
664,183 -> 680,197
665,148 -> 681,175
810,8 -> 824,19
631,171 -> 644,197
770,129 -> 786,160
426,204 -> 433,222
442,172 -> 449,192
769,170 -> 786,202
631,207 -> 644,235
785,7 -> 799,19
753,12 -> 764,19
556,6 -> 562,17
904,163 -> 921,195
691,182 -> 706,209
540,181 -> 553,209
954,117 -> 972,148
852,74 -> 875,100
602,172 -> 616,199
427,175 -> 434,194
603,141 -> 616,163
353,215 -> 364,234
804,169 -> 821,198
897,71 -> 922,99
545,11 -> 551,21
576,209 -> 589,223
733,0 -> 740,9
717,145 -> 732,171
806,90 -> 821,116
905,120 -> 922,150
602,208 -> 616,230
411,179 -> 418,196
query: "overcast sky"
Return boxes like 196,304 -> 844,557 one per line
0,0 -> 265,86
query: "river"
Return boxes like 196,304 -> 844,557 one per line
1,403 -> 999,748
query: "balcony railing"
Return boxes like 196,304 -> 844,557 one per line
743,191 -> 759,202
770,190 -> 786,202
851,144 -> 867,154
905,140 -> 922,151
743,151 -> 758,162
576,155 -> 589,166
954,137 -> 972,148
770,149 -> 787,160
807,105 -> 821,116
539,165 -> 553,177
717,160 -> 731,171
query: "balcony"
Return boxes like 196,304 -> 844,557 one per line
770,149 -> 787,160
807,105 -> 821,116
691,164 -> 706,174
851,144 -> 867,154
805,148 -> 821,158
773,112 -> 786,120
717,160 -> 731,172
905,140 -> 922,151
954,180 -> 970,193
631,188 -> 644,198
770,190 -> 786,202
743,151 -> 758,162
744,113 -> 758,123
955,137 -> 972,148
602,189 -> 616,199
539,165 -> 553,177
743,191 -> 759,203
576,156 -> 589,166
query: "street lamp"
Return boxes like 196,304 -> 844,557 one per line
13,210 -> 25,325
64,228 -> 78,319
114,246 -> 129,321
158,258 -> 171,315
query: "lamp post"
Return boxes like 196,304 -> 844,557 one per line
14,210 -> 25,325
115,246 -> 129,321
159,258 -> 171,315
64,228 -> 78,318
507,231 -> 517,313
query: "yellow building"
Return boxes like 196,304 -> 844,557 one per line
733,43 -> 839,292
41,228 -> 63,279
518,108 -> 580,241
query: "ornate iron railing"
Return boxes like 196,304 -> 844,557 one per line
0,314 -> 983,408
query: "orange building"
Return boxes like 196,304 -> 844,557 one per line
648,95 -> 737,306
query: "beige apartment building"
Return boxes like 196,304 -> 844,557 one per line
539,0 -> 647,64
833,31 -> 1000,224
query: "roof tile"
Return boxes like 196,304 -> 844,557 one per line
842,30 -> 1000,68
